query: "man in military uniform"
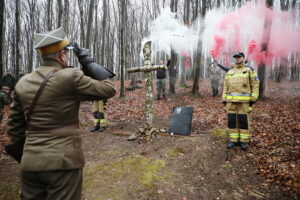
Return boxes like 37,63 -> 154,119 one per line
0,86 -> 12,124
2,69 -> 16,91
207,62 -> 222,96
15,69 -> 25,83
222,52 -> 259,150
91,100 -> 108,132
7,27 -> 116,200
156,60 -> 169,100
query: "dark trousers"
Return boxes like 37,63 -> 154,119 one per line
210,79 -> 219,96
21,168 -> 82,200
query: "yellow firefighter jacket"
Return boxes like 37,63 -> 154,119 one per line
222,63 -> 259,103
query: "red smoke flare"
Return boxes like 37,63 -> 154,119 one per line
248,40 -> 257,55
210,35 -> 225,58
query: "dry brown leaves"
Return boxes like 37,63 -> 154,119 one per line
0,79 -> 299,197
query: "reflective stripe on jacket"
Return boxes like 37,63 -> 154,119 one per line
222,63 -> 259,103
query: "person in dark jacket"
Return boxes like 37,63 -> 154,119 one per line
156,60 -> 169,100
0,86 -> 12,124
15,69 -> 25,83
213,58 -> 254,72
2,69 -> 16,91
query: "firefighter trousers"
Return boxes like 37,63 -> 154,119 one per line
226,102 -> 250,143
92,100 -> 107,126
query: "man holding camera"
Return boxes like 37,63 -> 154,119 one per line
6,27 -> 116,200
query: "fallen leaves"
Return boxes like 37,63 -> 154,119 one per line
0,79 -> 299,197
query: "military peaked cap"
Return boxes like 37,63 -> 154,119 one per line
34,27 -> 72,55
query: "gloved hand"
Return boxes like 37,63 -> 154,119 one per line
73,43 -> 94,66
248,106 -> 253,113
249,101 -> 256,107
73,43 -> 115,81
223,101 -> 227,106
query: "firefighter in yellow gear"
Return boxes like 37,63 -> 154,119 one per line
222,52 -> 259,150
91,100 -> 108,132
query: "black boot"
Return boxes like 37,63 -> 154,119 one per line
90,124 -> 100,132
156,95 -> 160,100
98,126 -> 105,132
163,94 -> 166,99
240,142 -> 248,151
227,142 -> 239,149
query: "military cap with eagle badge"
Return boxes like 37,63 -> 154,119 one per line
34,27 -> 73,55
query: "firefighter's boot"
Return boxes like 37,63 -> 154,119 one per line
227,142 -> 239,149
240,142 -> 248,151
91,114 -> 101,132
98,125 -> 105,132
91,124 -> 100,132
156,94 -> 160,100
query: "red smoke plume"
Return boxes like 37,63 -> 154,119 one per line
209,1 -> 300,65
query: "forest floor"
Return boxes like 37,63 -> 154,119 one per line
0,79 -> 299,200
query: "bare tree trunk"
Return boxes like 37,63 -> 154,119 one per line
192,0 -> 206,94
93,2 -> 98,60
15,0 -> 21,73
57,0 -> 63,28
106,0 -> 112,70
0,0 -> 4,84
237,0 -> 242,7
101,0 -> 107,65
258,0 -> 273,99
119,0 -> 126,97
27,0 -> 36,73
192,36 -> 202,94
192,0 -> 198,21
169,49 -> 177,94
184,0 -> 190,23
217,0 -> 221,8
63,0 -> 69,34
180,0 -> 190,87
86,0 -> 95,49
47,0 -> 53,31
169,0 -> 178,94
291,0 -> 296,8
78,0 -> 85,47
280,0 -> 290,10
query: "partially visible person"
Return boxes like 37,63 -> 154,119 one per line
6,27 -> 116,200
156,60 -> 169,100
2,69 -> 16,91
213,58 -> 233,72
15,69 -> 25,83
213,58 -> 254,72
222,52 -> 259,151
0,86 -> 12,125
207,62 -> 222,97
91,100 -> 108,132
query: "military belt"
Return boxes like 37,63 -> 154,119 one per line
27,122 -> 79,131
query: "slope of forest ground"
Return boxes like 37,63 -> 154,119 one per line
0,79 -> 299,200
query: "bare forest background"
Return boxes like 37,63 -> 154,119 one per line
0,0 -> 300,98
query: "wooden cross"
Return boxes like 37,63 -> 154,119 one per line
127,41 -> 167,125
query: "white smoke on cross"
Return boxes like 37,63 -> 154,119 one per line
142,8 -> 200,56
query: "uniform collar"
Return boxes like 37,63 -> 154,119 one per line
42,59 -> 65,69
234,63 -> 245,68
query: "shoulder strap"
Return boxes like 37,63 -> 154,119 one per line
25,69 -> 59,121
